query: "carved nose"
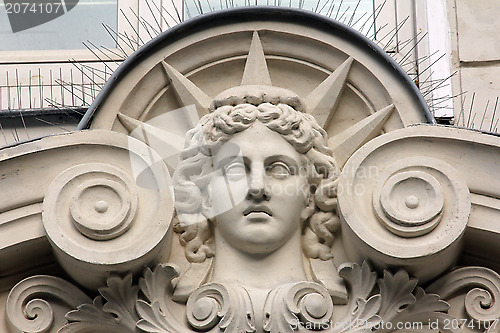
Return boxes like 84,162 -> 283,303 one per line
247,168 -> 270,200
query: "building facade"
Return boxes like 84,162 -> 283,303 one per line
1,1 -> 500,332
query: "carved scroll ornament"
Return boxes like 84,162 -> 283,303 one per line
0,130 -> 174,290
8,262 -> 500,333
338,125 -> 500,282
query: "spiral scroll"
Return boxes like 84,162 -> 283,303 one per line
339,154 -> 470,282
373,169 -> 444,237
186,283 -> 229,331
186,283 -> 256,332
60,164 -> 138,241
6,275 -> 91,333
42,158 -> 173,290
263,282 -> 333,332
426,266 -> 500,324
290,283 -> 334,326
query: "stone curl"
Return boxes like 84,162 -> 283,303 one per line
173,102 -> 340,263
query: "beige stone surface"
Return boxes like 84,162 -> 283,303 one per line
456,66 -> 500,131
448,0 -> 500,131
456,0 -> 500,62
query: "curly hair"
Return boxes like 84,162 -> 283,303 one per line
173,101 -> 340,263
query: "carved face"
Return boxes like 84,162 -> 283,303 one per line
208,122 -> 312,255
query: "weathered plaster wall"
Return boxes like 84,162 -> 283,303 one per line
448,0 -> 500,132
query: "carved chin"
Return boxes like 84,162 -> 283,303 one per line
218,224 -> 297,255
225,235 -> 290,256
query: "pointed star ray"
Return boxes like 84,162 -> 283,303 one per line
240,31 -> 272,86
328,104 -> 395,169
161,61 -> 212,119
305,57 -> 354,128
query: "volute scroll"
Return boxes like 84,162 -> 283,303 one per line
5,275 -> 91,333
427,266 -> 500,329
33,130 -> 176,290
338,125 -> 484,283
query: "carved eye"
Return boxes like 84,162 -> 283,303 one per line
267,162 -> 292,179
224,162 -> 247,181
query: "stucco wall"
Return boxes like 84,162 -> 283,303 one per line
448,0 -> 500,132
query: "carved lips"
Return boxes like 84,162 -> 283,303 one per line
243,205 -> 273,219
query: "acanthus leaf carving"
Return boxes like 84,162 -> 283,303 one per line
14,263 -> 495,333
212,285 -> 255,332
62,296 -> 136,333
136,264 -> 257,332
3,9 -> 500,333
135,264 -> 191,333
378,287 -> 454,333
135,301 -> 175,333
139,264 -> 179,312
374,270 -> 454,333
341,296 -> 381,333
61,274 -> 140,332
336,262 -> 453,333
339,261 -> 378,313
377,270 -> 418,322
99,274 -> 140,329
336,262 -> 382,332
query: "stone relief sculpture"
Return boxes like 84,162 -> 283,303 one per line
1,7 -> 500,333
171,33 -> 348,307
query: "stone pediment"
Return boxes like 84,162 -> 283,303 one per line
1,7 -> 500,333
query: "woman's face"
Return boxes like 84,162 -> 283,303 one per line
208,122 -> 312,255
